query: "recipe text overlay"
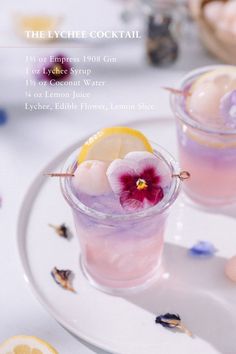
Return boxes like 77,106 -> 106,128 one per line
24,54 -> 156,113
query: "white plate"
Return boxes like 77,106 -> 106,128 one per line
17,118 -> 236,354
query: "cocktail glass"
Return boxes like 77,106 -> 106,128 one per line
171,66 -> 236,207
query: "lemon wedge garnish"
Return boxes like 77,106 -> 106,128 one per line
0,335 -> 58,354
78,126 -> 153,163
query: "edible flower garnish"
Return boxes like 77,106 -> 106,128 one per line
106,151 -> 171,211
51,267 -> 76,292
155,313 -> 192,337
189,241 -> 217,257
220,90 -> 236,128
49,223 -> 71,239
36,53 -> 71,82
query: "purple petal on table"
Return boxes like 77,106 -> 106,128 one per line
155,313 -> 181,328
220,90 -> 236,128
189,241 -> 217,257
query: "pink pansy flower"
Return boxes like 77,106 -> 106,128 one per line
106,151 -> 171,211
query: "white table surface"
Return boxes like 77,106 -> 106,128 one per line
0,0 -> 219,353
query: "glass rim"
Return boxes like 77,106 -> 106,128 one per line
170,65 -> 236,136
60,142 -> 181,221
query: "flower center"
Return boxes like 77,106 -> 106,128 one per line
136,178 -> 148,190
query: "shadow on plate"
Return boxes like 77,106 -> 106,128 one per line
123,243 -> 236,354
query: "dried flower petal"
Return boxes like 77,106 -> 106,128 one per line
163,87 -> 191,97
155,313 -> 181,328
49,223 -> 71,239
51,267 -> 76,292
155,313 -> 192,336
189,241 -> 217,257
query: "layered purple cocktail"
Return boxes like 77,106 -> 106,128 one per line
61,127 -> 181,293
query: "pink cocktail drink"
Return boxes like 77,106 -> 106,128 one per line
73,196 -> 166,290
171,66 -> 236,206
177,131 -> 236,204
61,131 -> 181,293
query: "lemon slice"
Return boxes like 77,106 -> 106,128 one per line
18,15 -> 62,31
0,335 -> 58,354
78,127 -> 153,163
16,15 -> 62,40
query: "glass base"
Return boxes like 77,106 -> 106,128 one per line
79,256 -> 163,296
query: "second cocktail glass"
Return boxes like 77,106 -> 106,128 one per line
171,66 -> 236,207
